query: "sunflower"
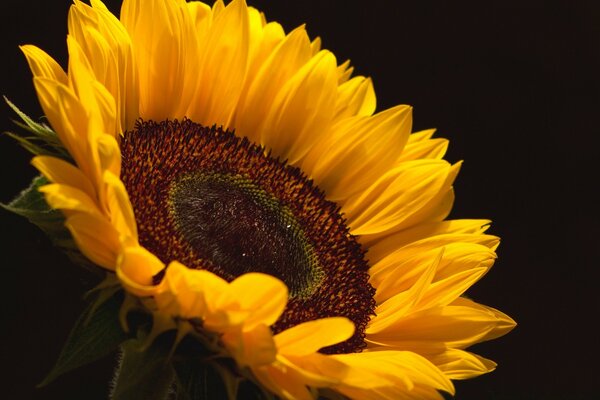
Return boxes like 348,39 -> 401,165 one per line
13,0 -> 515,398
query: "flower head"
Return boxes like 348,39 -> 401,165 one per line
14,0 -> 515,398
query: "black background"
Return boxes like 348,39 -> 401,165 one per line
0,1 -> 598,399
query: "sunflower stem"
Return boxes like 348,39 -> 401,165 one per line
110,339 -> 175,400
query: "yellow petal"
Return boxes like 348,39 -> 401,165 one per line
367,219 -> 494,264
66,35 -> 117,137
399,129 -> 449,162
338,385 -> 445,400
244,19 -> 286,87
428,349 -> 496,379
366,305 -> 502,351
275,317 -> 355,356
69,0 -> 138,131
187,0 -> 211,27
334,75 -> 376,119
345,160 -> 451,236
155,262 -> 228,319
95,133 -> 121,177
303,105 -> 412,203
65,213 -> 120,269
121,0 -> 198,120
31,155 -> 96,201
331,350 -> 454,395
223,273 -> 288,329
370,242 -> 496,304
370,249 -> 443,325
280,352 -> 349,387
310,36 -> 322,55
222,323 -> 277,367
336,59 -> 354,84
235,25 -> 313,144
361,164 -> 462,247
20,45 -> 67,84
39,183 -> 102,217
370,266 -> 489,334
451,297 -> 516,342
32,78 -> 96,181
187,0 -> 250,127
258,50 -> 338,163
103,170 -> 137,240
252,363 -> 314,400
116,245 -> 164,297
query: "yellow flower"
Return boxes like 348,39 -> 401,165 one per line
21,0 -> 515,398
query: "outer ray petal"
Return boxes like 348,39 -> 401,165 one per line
121,0 -> 198,120
66,35 -> 117,137
103,170 -> 138,241
234,26 -> 313,144
346,384 -> 446,400
154,262 -> 229,319
39,183 -> 102,217
370,266 -> 488,332
252,363 -> 315,400
359,162 -> 462,244
222,273 -> 288,329
116,245 -> 165,296
366,305 -> 507,351
186,0 -> 211,28
369,242 -> 496,303
367,219 -> 494,264
222,324 -> 277,367
303,105 -> 412,202
451,297 -> 517,342
330,350 -> 455,396
32,78 -> 97,183
68,0 -> 138,131
399,129 -> 449,161
20,45 -> 68,84
244,19 -> 286,86
336,59 -> 354,84
32,155 -> 96,200
186,0 -> 250,127
65,213 -> 121,270
258,50 -> 338,163
345,160 -> 452,235
428,349 -> 497,379
274,317 -> 355,356
334,75 -> 376,119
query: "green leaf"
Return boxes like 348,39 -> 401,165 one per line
3,97 -> 71,160
3,175 -> 64,235
111,337 -> 175,400
39,290 -> 128,387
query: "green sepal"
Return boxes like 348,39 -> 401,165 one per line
3,175 -> 64,235
3,97 -> 71,160
2,174 -> 98,272
39,289 -> 128,387
111,335 -> 176,400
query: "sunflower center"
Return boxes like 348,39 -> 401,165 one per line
169,173 -> 322,298
120,119 -> 375,353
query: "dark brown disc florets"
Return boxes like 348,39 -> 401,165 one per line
120,119 -> 376,353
